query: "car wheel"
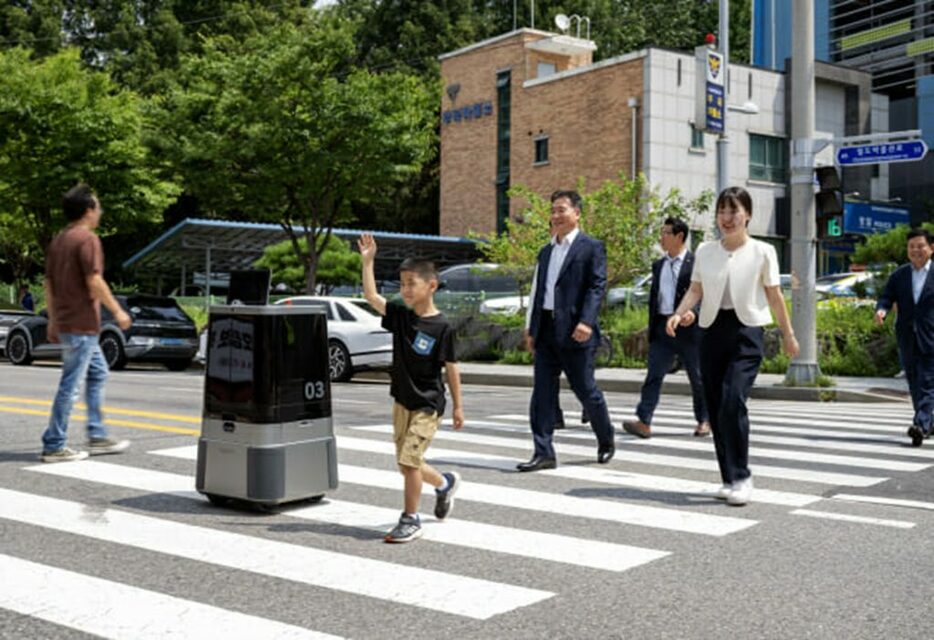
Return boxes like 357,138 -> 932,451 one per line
328,339 -> 352,382
6,331 -> 33,365
100,332 -> 127,370
164,359 -> 192,372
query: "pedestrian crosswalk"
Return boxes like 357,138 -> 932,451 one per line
0,394 -> 930,638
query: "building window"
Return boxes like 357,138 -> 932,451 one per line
537,61 -> 556,78
690,125 -> 704,150
749,134 -> 787,183
534,137 -> 549,164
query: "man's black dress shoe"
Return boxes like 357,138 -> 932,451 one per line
908,425 -> 924,448
517,456 -> 557,472
597,446 -> 615,464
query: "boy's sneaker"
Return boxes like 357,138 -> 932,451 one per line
87,437 -> 130,456
385,513 -> 422,543
41,447 -> 89,463
434,471 -> 462,520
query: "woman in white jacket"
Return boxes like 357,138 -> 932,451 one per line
666,187 -> 799,506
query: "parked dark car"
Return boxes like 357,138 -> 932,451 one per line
5,294 -> 198,371
0,306 -> 35,356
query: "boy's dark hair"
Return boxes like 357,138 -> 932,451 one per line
550,189 -> 583,212
63,184 -> 97,222
907,228 -> 933,245
663,217 -> 689,243
399,258 -> 438,282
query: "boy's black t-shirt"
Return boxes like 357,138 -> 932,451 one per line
382,300 -> 457,415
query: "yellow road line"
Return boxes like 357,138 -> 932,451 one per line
0,406 -> 199,436
0,396 -> 200,424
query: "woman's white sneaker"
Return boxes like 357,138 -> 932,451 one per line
714,483 -> 732,500
727,477 -> 753,506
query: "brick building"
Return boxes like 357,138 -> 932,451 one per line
439,29 -> 889,272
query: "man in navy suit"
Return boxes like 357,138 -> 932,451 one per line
519,190 -> 616,471
623,217 -> 710,439
876,228 -> 934,447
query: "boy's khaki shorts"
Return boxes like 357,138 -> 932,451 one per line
392,402 -> 441,469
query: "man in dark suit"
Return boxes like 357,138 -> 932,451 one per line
518,190 -> 616,471
623,217 -> 709,439
875,228 -> 934,447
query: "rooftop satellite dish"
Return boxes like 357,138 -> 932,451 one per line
555,13 -> 570,32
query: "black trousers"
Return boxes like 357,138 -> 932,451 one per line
529,312 -> 614,459
700,310 -> 763,484
636,316 -> 708,425
901,335 -> 934,433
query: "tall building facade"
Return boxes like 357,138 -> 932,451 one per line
753,0 -> 934,220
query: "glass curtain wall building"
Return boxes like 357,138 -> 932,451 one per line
753,0 -> 934,220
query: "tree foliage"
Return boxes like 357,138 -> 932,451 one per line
476,174 -> 714,299
0,47 -> 179,281
255,235 -> 361,295
333,0 -> 752,72
1,1 -> 314,94
153,17 -> 435,292
851,222 -> 934,266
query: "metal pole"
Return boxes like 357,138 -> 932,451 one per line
530,0 -> 534,29
631,100 -> 638,179
785,0 -> 821,385
716,0 -> 730,195
204,246 -> 212,314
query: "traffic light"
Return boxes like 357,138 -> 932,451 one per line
815,166 -> 843,238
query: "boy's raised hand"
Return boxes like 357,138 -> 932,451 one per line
358,233 -> 377,262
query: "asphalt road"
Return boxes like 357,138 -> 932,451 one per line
1,361 -> 933,639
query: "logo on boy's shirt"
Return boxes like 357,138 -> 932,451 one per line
412,331 -> 436,356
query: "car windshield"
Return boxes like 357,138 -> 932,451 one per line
347,299 -> 381,317
816,273 -> 854,285
123,297 -> 192,322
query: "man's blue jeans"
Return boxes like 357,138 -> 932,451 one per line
41,334 -> 109,452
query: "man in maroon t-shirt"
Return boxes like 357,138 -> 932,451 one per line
41,184 -> 133,462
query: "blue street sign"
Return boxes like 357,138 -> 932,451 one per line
705,83 -> 724,133
843,201 -> 910,235
836,140 -> 928,165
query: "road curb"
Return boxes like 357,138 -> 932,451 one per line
453,371 -> 907,404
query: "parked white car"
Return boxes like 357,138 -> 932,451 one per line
478,295 -> 528,315
273,296 -> 392,381
815,271 -> 873,295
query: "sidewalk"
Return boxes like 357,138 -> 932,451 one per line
449,362 -> 910,403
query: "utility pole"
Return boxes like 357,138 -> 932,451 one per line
716,0 -> 730,194
785,0 -> 821,385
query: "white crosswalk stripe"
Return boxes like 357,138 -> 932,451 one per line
153,445 -> 758,536
27,460 -> 671,572
0,554 -> 343,640
0,487 -> 553,620
358,423 -> 889,487
2,395 -> 927,638
339,431 -> 820,507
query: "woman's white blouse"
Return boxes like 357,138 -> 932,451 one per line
691,238 -> 781,328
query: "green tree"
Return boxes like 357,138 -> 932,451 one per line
256,236 -> 361,295
0,47 -> 180,279
476,174 -> 714,299
153,17 -> 435,293
851,222 -> 934,266
0,209 -> 41,286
